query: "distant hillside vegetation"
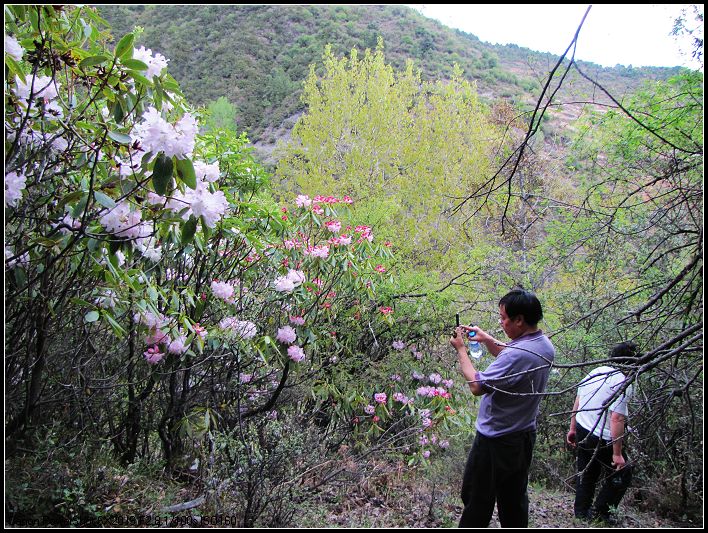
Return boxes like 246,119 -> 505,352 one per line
97,5 -> 683,149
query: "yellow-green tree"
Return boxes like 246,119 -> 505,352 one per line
276,41 -> 499,278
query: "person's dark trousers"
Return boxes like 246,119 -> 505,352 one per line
459,429 -> 536,528
574,423 -> 633,520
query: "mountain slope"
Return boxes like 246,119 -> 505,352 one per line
97,5 -> 683,156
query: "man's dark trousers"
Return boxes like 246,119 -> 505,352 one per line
459,429 -> 536,528
574,423 -> 632,520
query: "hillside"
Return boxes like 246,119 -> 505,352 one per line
97,5 -> 683,162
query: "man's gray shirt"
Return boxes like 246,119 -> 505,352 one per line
475,330 -> 555,437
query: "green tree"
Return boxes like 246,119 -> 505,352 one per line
276,41 -> 498,278
203,96 -> 239,132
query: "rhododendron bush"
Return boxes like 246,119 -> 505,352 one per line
5,6 -> 466,497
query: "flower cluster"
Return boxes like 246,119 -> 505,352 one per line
132,46 -> 169,79
219,317 -> 257,340
5,170 -> 27,208
287,345 -> 306,363
211,280 -> 236,302
132,106 -> 197,159
276,325 -> 297,344
273,269 -> 306,293
5,34 -> 23,62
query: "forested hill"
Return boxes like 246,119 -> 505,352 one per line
97,5 -> 682,146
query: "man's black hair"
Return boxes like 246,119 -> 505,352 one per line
610,341 -> 640,360
499,289 -> 543,327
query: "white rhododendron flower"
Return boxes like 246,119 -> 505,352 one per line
193,161 -> 221,182
211,280 -> 235,301
5,34 -> 24,61
13,74 -> 59,101
5,170 -> 27,207
133,46 -> 170,79
132,107 -> 197,159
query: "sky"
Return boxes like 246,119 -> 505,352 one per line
409,4 -> 701,69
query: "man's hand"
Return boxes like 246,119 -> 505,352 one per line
450,326 -> 466,351
612,453 -> 626,470
566,429 -> 577,449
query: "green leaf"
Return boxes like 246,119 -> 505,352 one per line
181,217 -> 198,245
79,55 -> 109,69
107,130 -> 132,145
94,191 -> 116,209
104,312 -> 127,336
128,70 -> 151,86
70,298 -> 94,308
121,58 -> 149,71
84,311 -> 100,323
114,33 -> 135,59
175,157 -> 197,190
112,100 -> 124,123
147,286 -> 158,301
5,55 -> 26,84
152,154 -> 174,195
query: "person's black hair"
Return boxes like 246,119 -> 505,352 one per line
499,289 -> 543,327
610,341 -> 639,361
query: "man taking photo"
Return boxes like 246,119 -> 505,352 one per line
450,289 -> 555,528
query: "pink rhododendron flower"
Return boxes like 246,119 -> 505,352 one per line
219,317 -> 257,340
144,345 -> 164,364
290,315 -> 305,326
287,345 -> 306,362
393,392 -> 409,403
392,340 -> 406,351
167,335 -> 188,355
429,373 -> 442,385
305,245 -> 329,258
193,323 -> 208,339
342,195 -> 354,204
295,194 -> 312,207
379,306 -> 393,315
325,220 -> 341,233
145,328 -> 170,346
177,187 -> 229,228
276,325 -> 297,344
375,265 -> 386,273
374,392 -> 387,404
364,404 -> 376,415
422,450 -> 431,459
312,204 -> 324,215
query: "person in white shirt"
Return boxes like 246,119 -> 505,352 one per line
566,341 -> 638,522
